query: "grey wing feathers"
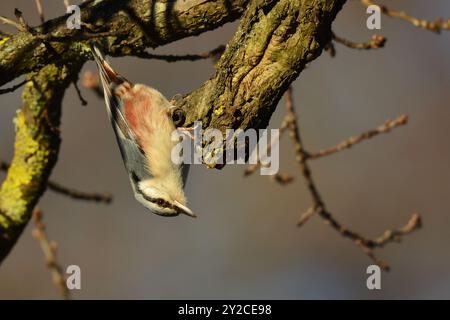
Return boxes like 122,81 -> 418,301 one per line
116,130 -> 153,182
90,43 -> 152,181
90,44 -> 135,141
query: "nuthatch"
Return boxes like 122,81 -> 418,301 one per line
90,44 -> 195,218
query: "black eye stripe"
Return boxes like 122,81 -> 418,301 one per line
140,192 -> 173,210
135,181 -> 180,212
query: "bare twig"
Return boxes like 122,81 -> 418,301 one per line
306,114 -> 408,160
1,160 -> 112,203
324,41 -> 336,57
73,81 -> 88,106
1,11 -> 122,43
31,209 -> 70,300
63,0 -> 70,10
243,121 -> 293,185
362,0 -> 450,33
297,206 -> 317,227
271,173 -> 294,185
64,1 -> 90,10
332,33 -> 386,50
134,45 -> 226,63
34,0 -> 45,24
0,79 -> 27,95
14,9 -> 34,34
0,15 -> 23,31
284,86 -> 421,271
284,87 -> 325,214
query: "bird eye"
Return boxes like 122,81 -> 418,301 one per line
156,199 -> 165,206
171,108 -> 186,126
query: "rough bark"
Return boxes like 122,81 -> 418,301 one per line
175,0 -> 346,132
0,62 -> 82,262
0,0 -> 248,87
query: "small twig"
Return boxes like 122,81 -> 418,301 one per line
32,209 -> 70,300
318,210 -> 421,271
284,86 -> 420,271
0,79 -> 27,95
73,81 -> 88,106
332,33 -> 386,50
34,0 -> 45,24
284,87 -> 325,213
371,213 -> 422,247
243,122 -> 293,185
306,114 -> 408,160
0,15 -> 23,31
46,180 -> 112,203
361,0 -> 450,34
271,173 -> 294,185
14,8 -> 34,34
1,160 -> 112,203
297,206 -> 317,227
243,163 -> 261,176
324,41 -> 336,57
134,45 -> 226,63
243,122 -> 288,176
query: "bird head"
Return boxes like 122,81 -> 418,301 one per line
134,178 -> 196,218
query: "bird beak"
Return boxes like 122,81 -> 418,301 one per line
174,201 -> 196,218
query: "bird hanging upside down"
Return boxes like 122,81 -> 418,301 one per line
90,44 -> 195,218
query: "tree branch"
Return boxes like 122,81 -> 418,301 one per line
1,160 -> 111,203
0,62 -> 82,264
361,0 -> 450,33
0,0 -> 348,264
31,209 -> 70,300
332,33 -> 386,51
0,79 -> 27,95
306,114 -> 408,160
284,87 -> 421,271
0,0 -> 248,87
174,0 -> 346,143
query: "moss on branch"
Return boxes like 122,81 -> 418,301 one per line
0,62 -> 81,263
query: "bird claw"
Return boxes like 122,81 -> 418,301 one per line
177,122 -> 201,141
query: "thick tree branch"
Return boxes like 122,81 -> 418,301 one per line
0,62 -> 81,264
1,161 -> 112,203
0,0 -> 247,265
173,0 -> 346,147
0,0 -> 248,87
31,209 -> 70,300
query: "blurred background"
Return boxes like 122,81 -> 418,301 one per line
0,0 -> 449,299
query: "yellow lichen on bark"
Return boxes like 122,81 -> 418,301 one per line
0,62 -> 80,262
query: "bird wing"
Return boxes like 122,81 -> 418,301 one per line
90,43 -> 152,181
90,44 -> 134,139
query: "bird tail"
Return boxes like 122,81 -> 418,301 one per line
89,43 -> 136,141
89,43 -> 123,88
